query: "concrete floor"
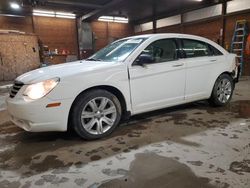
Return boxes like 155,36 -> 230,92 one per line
0,79 -> 250,188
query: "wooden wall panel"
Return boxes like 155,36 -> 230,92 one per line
0,34 -> 40,81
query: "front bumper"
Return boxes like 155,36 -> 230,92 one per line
6,95 -> 73,132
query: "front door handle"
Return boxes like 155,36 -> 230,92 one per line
210,59 -> 217,62
172,63 -> 184,67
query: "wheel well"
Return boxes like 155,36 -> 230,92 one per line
220,71 -> 234,78
209,71 -> 235,99
68,85 -> 129,130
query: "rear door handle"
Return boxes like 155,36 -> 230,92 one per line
172,63 -> 184,67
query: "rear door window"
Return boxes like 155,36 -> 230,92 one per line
208,45 -> 223,56
182,39 -> 211,58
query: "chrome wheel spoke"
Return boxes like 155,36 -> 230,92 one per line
89,100 -> 98,112
217,89 -> 222,96
81,111 -> 95,119
84,118 -> 96,130
221,95 -> 225,103
102,116 -> 114,126
222,80 -> 227,87
103,106 -> 116,115
225,89 -> 231,95
96,120 -> 104,134
225,82 -> 231,89
99,98 -> 109,110
219,94 -> 223,102
223,94 -> 227,103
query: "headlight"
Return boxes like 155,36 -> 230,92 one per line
23,78 -> 60,100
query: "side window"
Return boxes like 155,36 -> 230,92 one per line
182,39 -> 210,58
208,45 -> 223,56
141,39 -> 177,63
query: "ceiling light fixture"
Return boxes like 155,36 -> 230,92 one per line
33,9 -> 76,19
33,10 -> 55,14
98,16 -> 128,23
56,12 -> 76,19
56,15 -> 76,19
33,9 -> 55,17
10,2 -> 20,10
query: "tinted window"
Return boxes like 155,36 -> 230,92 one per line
182,39 -> 210,58
141,39 -> 177,63
208,45 -> 223,56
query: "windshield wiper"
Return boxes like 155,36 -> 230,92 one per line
86,58 -> 101,61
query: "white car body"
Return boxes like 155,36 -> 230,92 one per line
6,34 -> 238,132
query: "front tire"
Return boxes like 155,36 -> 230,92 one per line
70,89 -> 122,140
209,74 -> 234,107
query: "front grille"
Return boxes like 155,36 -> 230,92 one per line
9,81 -> 24,98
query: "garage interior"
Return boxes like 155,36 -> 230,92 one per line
0,0 -> 250,187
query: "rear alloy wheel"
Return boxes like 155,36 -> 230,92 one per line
209,74 -> 234,106
71,90 -> 121,140
217,79 -> 232,103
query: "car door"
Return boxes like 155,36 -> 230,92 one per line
181,38 -> 223,101
128,38 -> 186,114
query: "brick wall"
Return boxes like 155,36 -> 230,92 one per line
0,15 -> 78,56
224,12 -> 250,75
91,21 -> 134,51
157,24 -> 181,34
135,12 -> 250,75
33,16 -> 78,55
0,16 -> 134,62
0,16 -> 34,33
183,18 -> 222,43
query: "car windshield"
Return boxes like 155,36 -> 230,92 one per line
87,38 -> 147,62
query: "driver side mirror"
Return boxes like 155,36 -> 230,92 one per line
135,54 -> 154,66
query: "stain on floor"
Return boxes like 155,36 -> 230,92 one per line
100,153 -> 215,188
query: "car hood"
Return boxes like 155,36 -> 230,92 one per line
16,60 -> 120,84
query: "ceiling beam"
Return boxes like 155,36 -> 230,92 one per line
132,1 -> 223,25
81,0 -> 125,22
0,9 -> 31,17
46,0 -> 103,9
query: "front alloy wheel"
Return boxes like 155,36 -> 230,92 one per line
81,97 -> 117,135
70,89 -> 122,140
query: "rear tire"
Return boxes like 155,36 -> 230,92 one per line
209,74 -> 234,107
70,89 -> 122,140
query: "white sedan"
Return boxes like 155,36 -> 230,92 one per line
6,34 -> 239,140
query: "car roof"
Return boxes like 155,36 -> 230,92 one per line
129,33 -> 208,40
126,33 -> 228,55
